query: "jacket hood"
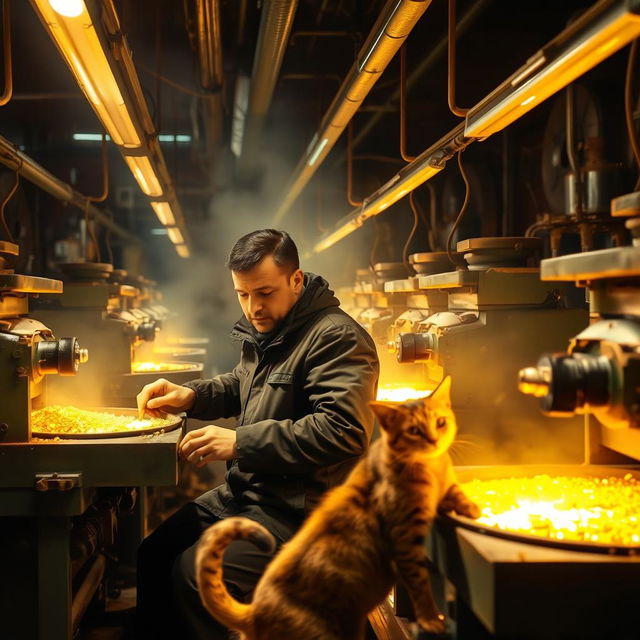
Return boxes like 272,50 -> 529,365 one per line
230,272 -> 340,344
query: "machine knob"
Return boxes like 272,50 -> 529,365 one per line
36,337 -> 89,376
518,353 -> 611,415
396,332 -> 436,363
138,322 -> 157,342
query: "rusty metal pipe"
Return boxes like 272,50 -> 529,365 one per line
0,135 -> 140,244
447,0 -> 468,117
399,43 -> 416,162
0,0 -> 12,107
273,0 -> 431,224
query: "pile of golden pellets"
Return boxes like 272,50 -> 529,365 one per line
460,474 -> 640,547
32,405 -> 175,435
131,361 -> 193,372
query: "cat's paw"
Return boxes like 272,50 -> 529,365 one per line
456,498 -> 481,519
439,485 -> 481,519
418,613 -> 446,635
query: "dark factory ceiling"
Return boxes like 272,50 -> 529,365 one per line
2,0 -> 626,282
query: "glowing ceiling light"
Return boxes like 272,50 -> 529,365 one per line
32,0 -> 143,147
175,244 -> 190,259
49,0 -> 84,18
464,0 -> 640,139
167,227 -> 184,245
151,202 -> 176,227
124,155 -> 163,197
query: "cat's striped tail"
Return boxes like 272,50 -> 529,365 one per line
195,517 -> 276,636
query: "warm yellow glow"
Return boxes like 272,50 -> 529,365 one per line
124,155 -> 163,196
376,386 -> 431,402
32,405 -> 175,435
32,0 -> 142,148
132,361 -> 193,373
465,11 -> 640,138
167,227 -> 184,245
461,474 -> 640,546
175,244 -> 190,259
151,201 -> 176,226
49,0 -> 84,19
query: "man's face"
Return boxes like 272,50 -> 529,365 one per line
231,255 -> 304,333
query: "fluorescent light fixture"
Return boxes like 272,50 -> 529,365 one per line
73,133 -> 111,141
175,244 -> 190,258
159,134 -> 192,143
124,155 -> 163,197
151,227 -> 169,235
32,0 -> 143,148
167,226 -> 184,245
307,138 -> 329,167
465,0 -> 640,139
151,202 -> 176,226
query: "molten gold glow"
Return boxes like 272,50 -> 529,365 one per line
132,361 -> 193,372
461,474 -> 640,546
32,405 -> 175,435
376,386 -> 431,402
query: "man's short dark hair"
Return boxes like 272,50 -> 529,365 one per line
227,229 -> 300,273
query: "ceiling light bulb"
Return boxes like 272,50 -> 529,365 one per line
49,0 -> 85,18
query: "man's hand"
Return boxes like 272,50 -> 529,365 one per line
136,378 -> 196,418
179,425 -> 237,467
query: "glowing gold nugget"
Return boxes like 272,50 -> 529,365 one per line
32,406 -> 175,435
461,474 -> 640,546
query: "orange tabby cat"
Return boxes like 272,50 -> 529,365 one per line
195,376 -> 479,640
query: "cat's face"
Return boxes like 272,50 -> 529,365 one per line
370,376 -> 456,458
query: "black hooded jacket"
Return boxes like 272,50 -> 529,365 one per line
182,273 -> 379,541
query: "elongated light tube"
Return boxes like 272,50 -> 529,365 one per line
167,227 -> 184,245
151,202 -> 176,226
124,156 -> 163,197
175,244 -> 190,258
31,0 -> 143,148
465,0 -> 640,139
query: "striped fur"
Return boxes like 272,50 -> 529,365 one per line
195,376 -> 479,639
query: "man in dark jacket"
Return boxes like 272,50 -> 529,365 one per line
135,229 -> 379,639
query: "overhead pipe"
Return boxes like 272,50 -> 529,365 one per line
0,135 -> 141,245
349,0 -> 492,153
272,0 -> 431,224
310,0 -> 640,255
195,0 -> 224,155
236,0 -> 299,177
0,0 -> 13,107
447,0 -> 468,117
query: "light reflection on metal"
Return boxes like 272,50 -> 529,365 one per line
273,0 -> 431,223
376,386 -> 431,402
464,0 -> 640,139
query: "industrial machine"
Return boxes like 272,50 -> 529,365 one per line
0,250 -> 185,640
424,208 -> 640,639
31,262 -> 203,407
385,237 -> 588,463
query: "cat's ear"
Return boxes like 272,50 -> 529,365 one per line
430,376 -> 452,407
369,402 -> 405,431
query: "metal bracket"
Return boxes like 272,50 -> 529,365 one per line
34,472 -> 82,492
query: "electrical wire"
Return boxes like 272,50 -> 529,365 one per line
625,39 -> 640,190
139,62 -> 220,98
84,198 -> 101,263
0,0 -> 13,107
446,149 -> 471,265
402,190 -> 420,274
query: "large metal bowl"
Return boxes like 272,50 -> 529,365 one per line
32,406 -> 183,440
444,464 -> 640,556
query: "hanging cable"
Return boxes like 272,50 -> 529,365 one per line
0,159 -> 20,242
446,149 -> 471,265
87,130 -> 109,203
425,182 -> 439,250
84,198 -> 101,263
104,210 -> 114,266
0,0 -> 13,107
447,0 -> 468,117
625,39 -> 640,190
402,191 -> 420,274
399,43 -> 416,162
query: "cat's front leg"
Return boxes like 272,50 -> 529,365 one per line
438,483 -> 480,519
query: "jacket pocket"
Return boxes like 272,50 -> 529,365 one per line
267,371 -> 294,385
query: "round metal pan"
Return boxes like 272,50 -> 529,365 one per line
444,464 -> 640,556
32,407 -> 183,439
